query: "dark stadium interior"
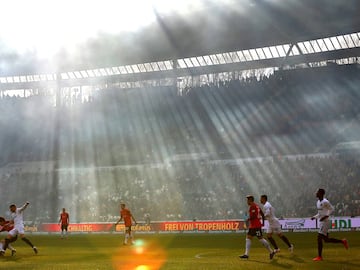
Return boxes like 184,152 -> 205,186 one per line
0,0 -> 359,225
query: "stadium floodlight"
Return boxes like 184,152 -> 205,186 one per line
74,71 -> 83,79
255,49 -> 266,60
47,74 -> 55,80
190,57 -> 201,67
323,38 -> 335,51
86,70 -> 95,77
131,65 -> 140,73
151,62 -> 160,71
67,72 -> 76,79
249,49 -> 260,61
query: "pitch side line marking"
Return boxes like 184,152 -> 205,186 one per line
195,250 -> 223,259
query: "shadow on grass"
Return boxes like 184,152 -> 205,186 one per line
276,254 -> 306,263
326,259 -> 360,269
237,257 -> 292,269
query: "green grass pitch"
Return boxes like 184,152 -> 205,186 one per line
1,231 -> 359,270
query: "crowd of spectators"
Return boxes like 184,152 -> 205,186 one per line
1,155 -> 359,223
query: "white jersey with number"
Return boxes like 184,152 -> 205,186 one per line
314,198 -> 334,220
263,201 -> 281,228
8,203 -> 28,236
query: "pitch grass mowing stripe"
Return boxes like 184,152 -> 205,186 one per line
0,231 -> 359,270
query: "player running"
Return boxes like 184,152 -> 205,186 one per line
1,202 -> 38,255
115,203 -> 137,245
239,195 -> 275,260
260,194 -> 294,253
311,188 -> 348,261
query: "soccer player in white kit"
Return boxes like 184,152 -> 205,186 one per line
311,188 -> 348,261
260,195 -> 293,253
1,202 -> 38,255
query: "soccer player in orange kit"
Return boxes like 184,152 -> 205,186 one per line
115,203 -> 137,245
59,208 -> 70,239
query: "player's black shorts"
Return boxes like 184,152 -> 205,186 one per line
10,234 -> 18,243
61,224 -> 69,231
247,228 -> 263,237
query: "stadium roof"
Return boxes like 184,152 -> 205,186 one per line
1,31 -> 359,89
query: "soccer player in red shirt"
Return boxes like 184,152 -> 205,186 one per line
59,208 -> 70,239
239,195 -> 275,260
115,203 -> 137,245
0,217 -> 17,256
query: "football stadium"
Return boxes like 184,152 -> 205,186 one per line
0,0 -> 359,269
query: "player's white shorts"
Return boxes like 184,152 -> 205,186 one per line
266,219 -> 282,234
266,225 -> 282,234
318,219 -> 331,236
8,226 -> 25,237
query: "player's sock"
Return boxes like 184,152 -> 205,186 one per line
268,237 -> 278,249
317,237 -> 323,257
8,244 -> 14,251
0,242 -> 5,252
22,237 -> 35,248
325,237 -> 343,244
245,238 -> 251,255
124,234 -> 129,244
259,238 -> 272,253
2,238 -> 10,251
280,235 -> 292,247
